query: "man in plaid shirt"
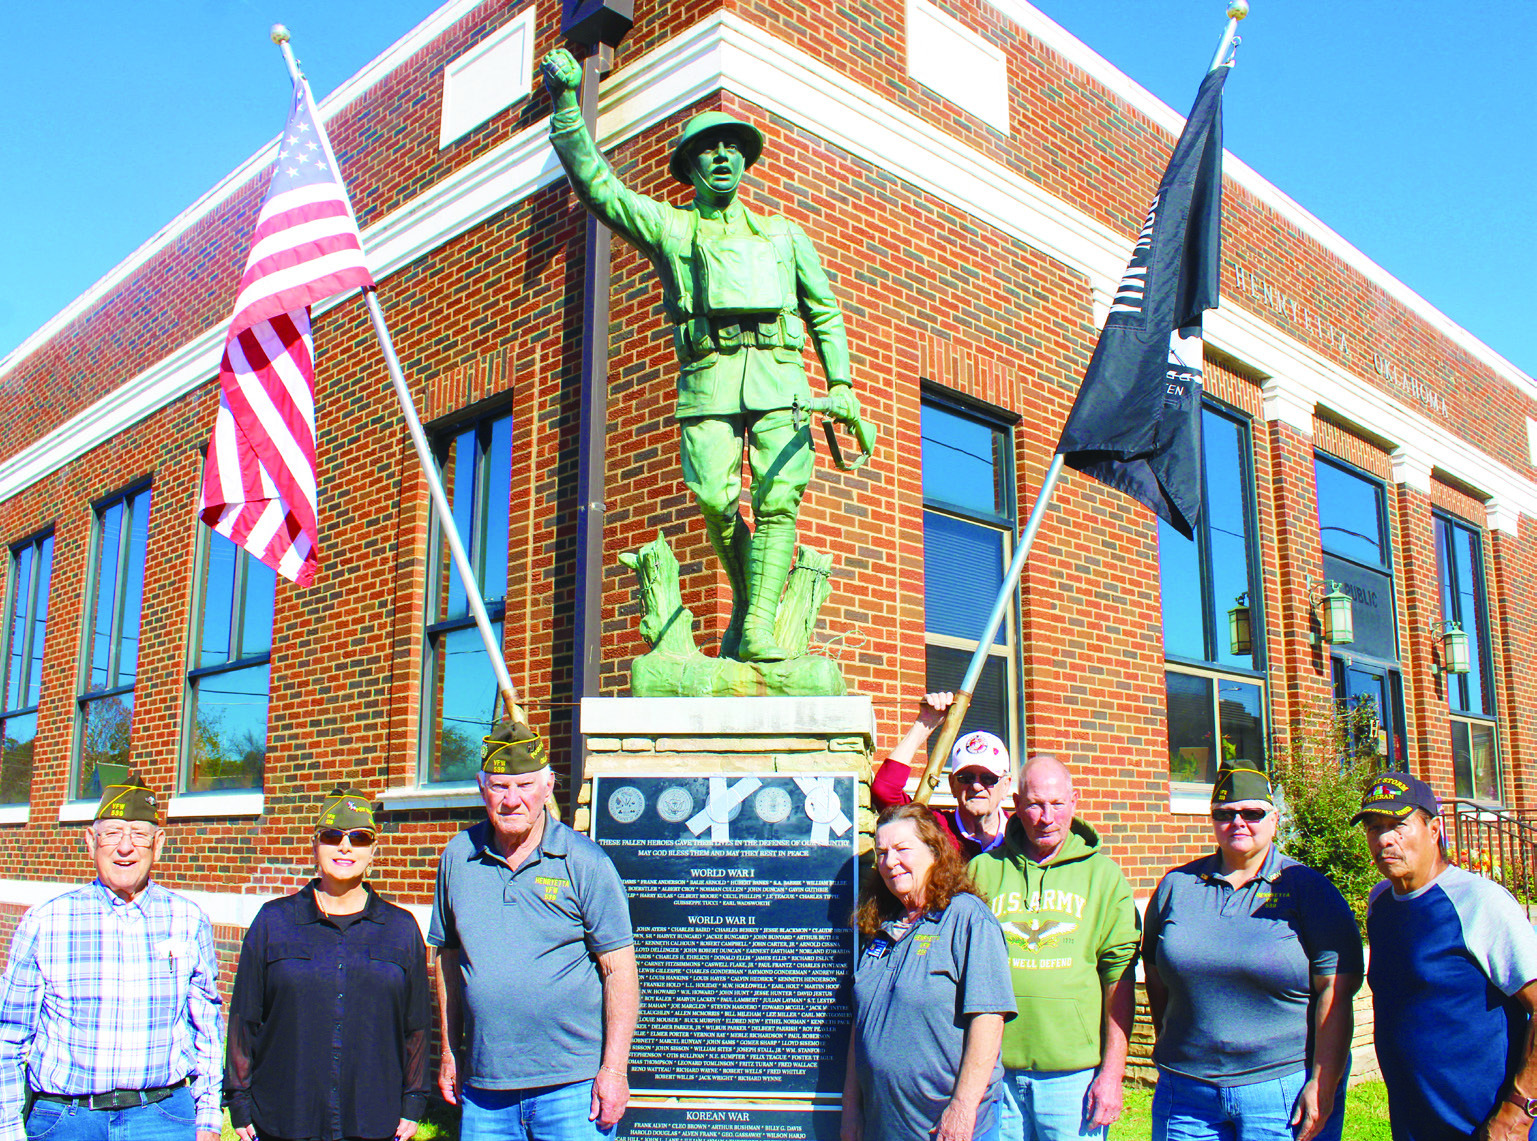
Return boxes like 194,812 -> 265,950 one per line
0,772 -> 223,1141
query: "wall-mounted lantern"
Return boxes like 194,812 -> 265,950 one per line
1313,579 -> 1354,646
1436,620 -> 1471,676
1228,592 -> 1252,656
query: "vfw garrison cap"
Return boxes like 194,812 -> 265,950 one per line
316,785 -> 377,833
1211,762 -> 1273,806
481,719 -> 549,775
95,768 -> 160,826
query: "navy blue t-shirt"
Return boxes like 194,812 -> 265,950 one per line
1368,866 -> 1537,1141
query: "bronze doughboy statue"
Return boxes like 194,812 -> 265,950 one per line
543,48 -> 867,663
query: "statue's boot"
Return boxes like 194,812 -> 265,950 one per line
707,514 -> 752,658
738,518 -> 795,662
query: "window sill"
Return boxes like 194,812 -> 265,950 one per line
1169,784 -> 1214,815
377,783 -> 482,811
0,805 -> 28,825
166,790 -> 264,819
58,800 -> 98,824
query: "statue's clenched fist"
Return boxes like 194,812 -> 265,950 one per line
541,49 -> 583,97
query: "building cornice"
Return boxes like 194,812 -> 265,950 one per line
1,10 -> 1533,527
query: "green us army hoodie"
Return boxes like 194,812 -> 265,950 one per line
967,815 -> 1140,1073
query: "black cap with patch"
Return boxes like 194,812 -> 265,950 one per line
1351,772 -> 1439,825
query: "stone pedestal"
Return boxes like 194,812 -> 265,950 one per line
576,696 -> 875,1139
576,696 -> 876,842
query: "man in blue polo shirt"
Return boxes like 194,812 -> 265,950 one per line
430,720 -> 638,1141
1355,772 -> 1537,1141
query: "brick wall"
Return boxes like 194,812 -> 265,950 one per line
0,0 -> 1532,930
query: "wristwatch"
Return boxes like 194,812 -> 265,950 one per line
1503,1091 -> 1537,1117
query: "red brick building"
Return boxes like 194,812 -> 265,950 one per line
1,0 -> 1532,973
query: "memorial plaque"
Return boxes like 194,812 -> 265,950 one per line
620,1105 -> 840,1140
593,774 -> 858,1096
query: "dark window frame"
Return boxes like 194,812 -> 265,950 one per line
919,387 -> 1022,760
0,529 -> 55,808
73,482 -> 153,801
1434,511 -> 1501,801
180,527 -> 275,794
1159,399 -> 1268,790
419,409 -> 512,785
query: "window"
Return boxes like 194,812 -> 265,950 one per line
1158,404 -> 1265,786
421,412 -> 511,784
1314,456 -> 1406,770
1,532 -> 54,807
184,531 -> 276,792
1435,513 -> 1499,801
920,397 -> 1017,750
75,486 -> 151,800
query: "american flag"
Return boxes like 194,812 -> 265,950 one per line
198,80 -> 374,586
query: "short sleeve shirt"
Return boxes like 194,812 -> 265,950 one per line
428,815 -> 633,1090
853,893 -> 1017,1138
1368,866 -> 1537,1141
1142,846 -> 1363,1086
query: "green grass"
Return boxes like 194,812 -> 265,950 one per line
1111,1081 -> 1394,1141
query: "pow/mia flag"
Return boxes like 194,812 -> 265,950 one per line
1055,64 -> 1229,539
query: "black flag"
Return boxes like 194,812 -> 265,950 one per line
1055,65 -> 1228,539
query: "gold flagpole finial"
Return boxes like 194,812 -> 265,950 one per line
270,24 -> 291,45
1227,1 -> 1249,20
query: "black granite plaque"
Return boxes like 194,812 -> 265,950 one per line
619,1106 -> 840,1140
592,774 -> 858,1096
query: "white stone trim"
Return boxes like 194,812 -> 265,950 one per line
1487,499 -> 1522,536
980,0 -> 1534,396
165,790 -> 264,819
1260,377 -> 1314,434
1168,788 -> 1213,816
57,800 -> 97,824
1390,449 -> 1433,494
2,13 -> 1535,532
906,0 -> 1011,133
438,7 -> 537,149
581,695 -> 876,738
377,783 -> 483,810
0,806 -> 28,826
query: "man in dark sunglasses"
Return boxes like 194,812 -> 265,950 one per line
870,692 -> 1013,858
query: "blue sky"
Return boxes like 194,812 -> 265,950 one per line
3,2 -> 1532,377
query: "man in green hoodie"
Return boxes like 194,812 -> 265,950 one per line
968,754 -> 1140,1141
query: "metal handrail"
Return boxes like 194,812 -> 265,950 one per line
1442,798 -> 1537,901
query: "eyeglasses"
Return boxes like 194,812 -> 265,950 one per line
1211,807 -> 1270,824
954,771 -> 1002,789
316,829 -> 377,847
93,826 -> 158,848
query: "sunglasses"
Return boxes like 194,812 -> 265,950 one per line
1211,807 -> 1270,824
954,771 -> 1002,788
316,828 -> 377,847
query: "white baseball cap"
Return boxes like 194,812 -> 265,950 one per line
949,731 -> 1011,779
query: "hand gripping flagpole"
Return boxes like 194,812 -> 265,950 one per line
912,0 -> 1247,805
270,25 -> 524,725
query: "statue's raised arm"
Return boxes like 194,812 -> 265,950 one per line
542,48 -> 871,666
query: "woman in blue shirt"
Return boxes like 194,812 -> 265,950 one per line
1143,764 -> 1363,1141
842,802 -> 1016,1141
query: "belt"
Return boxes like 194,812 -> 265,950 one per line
35,1078 -> 186,1111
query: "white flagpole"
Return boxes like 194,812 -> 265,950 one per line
271,25 -> 522,724
914,1 -> 1247,804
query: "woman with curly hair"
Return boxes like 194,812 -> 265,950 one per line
842,802 -> 1016,1141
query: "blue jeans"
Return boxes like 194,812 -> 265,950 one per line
1151,1066 -> 1349,1141
998,1068 -> 1105,1141
24,1086 -> 197,1141
460,1082 -> 616,1141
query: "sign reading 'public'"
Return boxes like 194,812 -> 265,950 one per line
592,774 -> 858,1096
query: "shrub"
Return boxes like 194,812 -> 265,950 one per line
1271,699 -> 1384,930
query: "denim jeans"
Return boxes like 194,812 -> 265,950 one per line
998,1068 -> 1106,1141
24,1086 -> 197,1141
460,1082 -> 617,1141
1151,1065 -> 1350,1141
